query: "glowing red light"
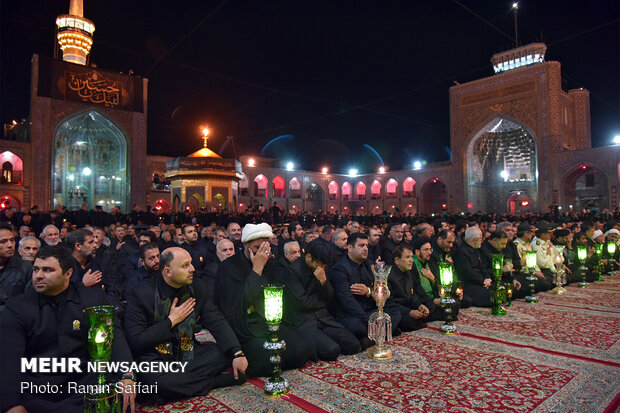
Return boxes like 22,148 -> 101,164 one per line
467,203 -> 473,209
521,201 -> 529,206
441,203 -> 447,209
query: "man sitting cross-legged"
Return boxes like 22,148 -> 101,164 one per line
124,247 -> 247,404
284,241 -> 361,361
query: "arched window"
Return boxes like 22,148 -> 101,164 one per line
272,176 -> 285,198
53,111 -> 127,211
386,178 -> 398,198
371,180 -> 382,199
0,151 -> 23,184
328,181 -> 339,200
341,182 -> 352,200
403,177 -> 416,197
254,174 -> 268,197
355,182 -> 367,200
289,177 -> 301,198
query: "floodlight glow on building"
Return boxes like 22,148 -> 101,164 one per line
286,162 -> 294,171
413,161 -> 422,170
348,168 -> 358,177
613,135 -> 620,145
379,166 -> 385,174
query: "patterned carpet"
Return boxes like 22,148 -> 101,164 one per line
137,277 -> 620,413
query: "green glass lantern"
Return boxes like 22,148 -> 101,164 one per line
594,244 -> 605,281
262,284 -> 289,397
504,282 -> 513,307
606,241 -> 617,276
525,250 -> 537,270
438,262 -> 457,334
576,245 -> 589,287
524,250 -> 538,303
83,305 -> 121,413
264,285 -> 284,325
490,254 -> 506,315
439,261 -> 454,287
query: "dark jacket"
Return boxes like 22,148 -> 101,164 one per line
380,238 -> 401,265
214,253 -> 283,342
0,284 -> 132,411
0,255 -> 32,312
181,239 -> 210,271
480,239 -> 514,283
329,255 -> 375,322
387,266 -> 429,316
284,258 -> 335,326
454,242 -> 488,286
125,275 -> 241,361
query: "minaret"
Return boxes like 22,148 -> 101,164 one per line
55,0 -> 95,65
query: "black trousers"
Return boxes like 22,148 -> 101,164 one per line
462,283 -> 493,307
241,324 -> 309,378
140,341 -> 229,403
293,316 -> 361,361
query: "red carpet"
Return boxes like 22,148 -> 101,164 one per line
138,277 -> 620,412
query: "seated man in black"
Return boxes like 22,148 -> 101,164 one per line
428,229 -> 472,308
409,238 -> 462,321
1,246 -> 135,413
388,245 -> 429,331
284,241 -> 360,361
0,222 -> 32,313
214,223 -> 309,377
66,228 -> 120,305
330,233 -> 401,349
454,226 -> 493,307
479,231 -> 525,299
125,247 -> 247,404
124,242 -> 161,298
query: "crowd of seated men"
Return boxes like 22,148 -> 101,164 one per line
1,205 -> 619,411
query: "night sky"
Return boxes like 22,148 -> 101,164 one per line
1,0 -> 618,174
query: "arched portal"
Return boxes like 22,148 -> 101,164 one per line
0,151 -> 23,184
289,177 -> 302,198
341,182 -> 352,200
153,198 -> 171,213
53,111 -> 128,211
562,163 -> 609,211
371,181 -> 382,199
386,178 -> 398,198
355,182 -> 366,200
272,176 -> 285,198
421,178 -> 447,214
254,174 -> 268,197
214,193 -> 227,210
0,194 -> 20,210
466,117 -> 538,212
328,181 -> 339,200
403,177 -> 416,197
306,183 -> 324,211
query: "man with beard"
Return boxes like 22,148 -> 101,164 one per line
214,223 -> 309,377
330,233 -> 401,349
40,224 -> 61,247
125,247 -> 247,404
428,229 -> 472,308
531,221 -> 559,289
410,237 -> 463,320
284,242 -> 360,361
381,223 -> 403,265
66,229 -> 119,303
226,222 -> 243,253
0,246 -> 135,413
479,231 -> 525,299
367,227 -> 382,263
453,226 -> 493,307
0,223 -> 32,312
181,225 -> 209,271
125,242 -> 161,298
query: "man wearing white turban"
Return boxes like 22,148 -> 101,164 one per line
214,223 -> 309,377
